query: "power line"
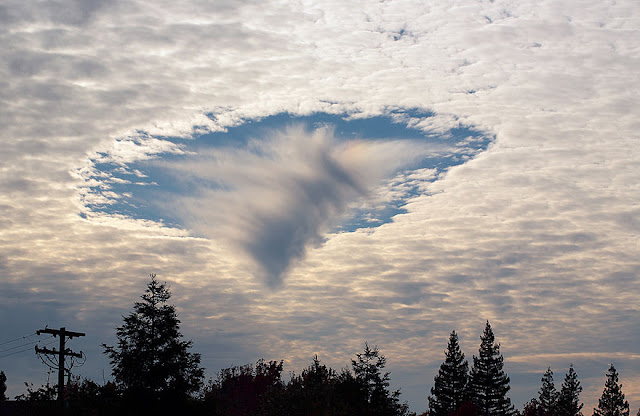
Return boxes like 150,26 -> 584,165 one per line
0,332 -> 38,347
0,346 -> 37,359
0,336 -> 56,359
35,327 -> 85,405
0,335 -> 53,354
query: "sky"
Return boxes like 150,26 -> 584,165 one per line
0,0 -> 639,412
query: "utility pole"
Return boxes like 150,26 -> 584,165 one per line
35,327 -> 85,404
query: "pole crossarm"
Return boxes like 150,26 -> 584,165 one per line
35,345 -> 83,359
35,327 -> 85,404
37,328 -> 86,339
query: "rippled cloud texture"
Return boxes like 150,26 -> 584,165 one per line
1,0 -> 639,412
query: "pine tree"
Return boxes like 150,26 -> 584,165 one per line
467,321 -> 515,416
351,342 -> 411,416
428,331 -> 469,416
539,367 -> 559,416
103,274 -> 204,402
593,364 -> 629,416
522,398 -> 544,416
557,365 -> 583,416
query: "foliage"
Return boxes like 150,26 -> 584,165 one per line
200,350 -> 413,416
352,342 -> 412,416
14,382 -> 57,402
557,365 -> 583,416
283,355 -> 340,415
451,401 -> 480,416
66,376 -> 119,403
593,364 -> 629,416
0,371 -> 6,401
467,321 -> 515,416
201,358 -> 284,416
102,274 -> 204,402
523,399 -> 544,416
538,367 -> 559,416
428,330 -> 469,416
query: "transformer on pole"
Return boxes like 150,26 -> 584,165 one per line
35,327 -> 85,404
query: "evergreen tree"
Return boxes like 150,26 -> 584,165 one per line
103,274 -> 204,402
279,355 -> 340,416
351,342 -> 411,416
593,364 -> 629,416
522,398 -> 544,416
0,371 -> 6,401
467,321 -> 515,416
538,367 -> 559,416
557,365 -> 583,416
428,331 -> 469,416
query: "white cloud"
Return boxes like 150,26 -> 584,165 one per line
157,124 -> 437,286
0,0 -> 638,411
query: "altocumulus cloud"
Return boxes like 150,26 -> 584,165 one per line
157,124 -> 438,286
1,0 -> 639,411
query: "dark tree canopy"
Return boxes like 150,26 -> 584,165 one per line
102,274 -> 204,402
285,355 -> 339,415
202,359 -> 284,416
538,367 -> 559,416
467,321 -> 515,416
0,371 -> 6,401
428,330 -> 469,416
201,352 -> 413,416
557,365 -> 583,416
351,342 -> 411,416
593,364 -> 629,416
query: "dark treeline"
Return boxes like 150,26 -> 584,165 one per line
0,275 -> 634,416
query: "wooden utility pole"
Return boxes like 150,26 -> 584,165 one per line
35,327 -> 85,404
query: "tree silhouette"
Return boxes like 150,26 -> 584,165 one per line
538,367 -> 559,416
467,321 -> 515,416
102,274 -> 204,403
523,398 -> 544,416
202,359 -> 284,416
557,365 -> 583,416
351,342 -> 411,416
284,355 -> 339,415
428,330 -> 469,416
0,371 -> 6,401
593,364 -> 629,416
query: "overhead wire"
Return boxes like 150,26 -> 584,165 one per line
0,335 -> 55,360
0,332 -> 38,347
0,346 -> 38,359
0,330 -> 85,379
0,336 -> 51,354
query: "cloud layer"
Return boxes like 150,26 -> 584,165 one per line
157,124 -> 436,286
0,0 -> 639,412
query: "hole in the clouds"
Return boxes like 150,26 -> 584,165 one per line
80,110 -> 491,232
78,110 -> 492,285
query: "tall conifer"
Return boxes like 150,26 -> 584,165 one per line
467,321 -> 515,416
557,365 -> 583,416
102,274 -> 204,402
539,367 -> 559,416
428,331 -> 469,416
593,364 -> 629,416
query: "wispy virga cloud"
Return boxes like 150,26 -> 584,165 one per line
158,124 -> 436,286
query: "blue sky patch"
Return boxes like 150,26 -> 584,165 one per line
81,110 -> 492,232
